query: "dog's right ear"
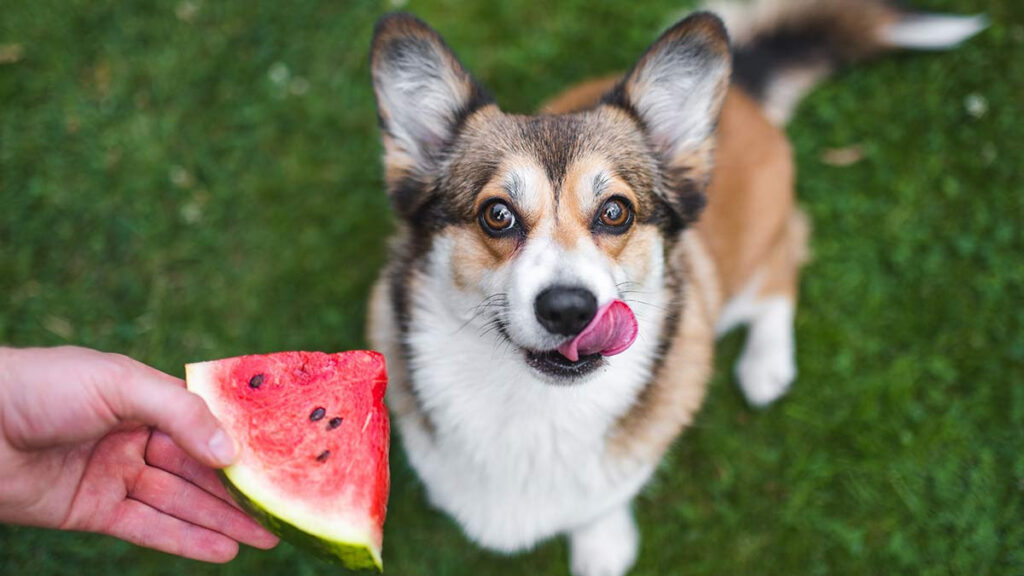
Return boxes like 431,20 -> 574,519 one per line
371,13 -> 493,218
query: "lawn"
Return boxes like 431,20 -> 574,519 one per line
1,0 -> 1021,574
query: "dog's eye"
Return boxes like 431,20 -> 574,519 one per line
480,200 -> 518,236
595,197 -> 633,233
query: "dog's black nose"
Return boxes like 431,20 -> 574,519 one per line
534,286 -> 598,337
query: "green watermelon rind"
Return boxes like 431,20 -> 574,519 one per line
218,468 -> 382,572
185,360 -> 384,573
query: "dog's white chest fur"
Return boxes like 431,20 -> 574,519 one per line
392,249 -> 666,552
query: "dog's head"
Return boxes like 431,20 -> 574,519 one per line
371,13 -> 730,383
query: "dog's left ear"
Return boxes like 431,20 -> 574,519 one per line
605,12 -> 731,220
371,13 -> 493,219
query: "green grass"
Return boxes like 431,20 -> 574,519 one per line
2,0 -> 1022,574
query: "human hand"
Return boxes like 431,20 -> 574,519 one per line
0,346 -> 279,562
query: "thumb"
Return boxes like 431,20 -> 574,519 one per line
107,357 -> 238,468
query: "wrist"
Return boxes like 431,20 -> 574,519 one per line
0,347 -> 19,446
0,347 -> 25,523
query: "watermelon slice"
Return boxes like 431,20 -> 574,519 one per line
185,351 -> 389,571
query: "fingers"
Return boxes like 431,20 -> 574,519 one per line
128,465 -> 279,550
104,354 -> 238,468
145,431 -> 239,506
105,499 -> 240,563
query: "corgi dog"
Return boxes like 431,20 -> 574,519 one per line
366,2 -> 985,574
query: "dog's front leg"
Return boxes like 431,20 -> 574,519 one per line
569,502 -> 639,576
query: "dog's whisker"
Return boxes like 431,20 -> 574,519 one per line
621,298 -> 672,313
456,293 -> 511,336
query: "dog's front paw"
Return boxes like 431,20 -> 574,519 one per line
735,297 -> 796,407
735,305 -> 796,407
569,505 -> 638,576
736,343 -> 795,407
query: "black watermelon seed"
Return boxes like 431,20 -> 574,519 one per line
310,407 -> 326,421
316,450 -> 331,462
248,374 -> 264,389
327,417 -> 343,430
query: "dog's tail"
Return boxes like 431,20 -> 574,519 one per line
706,0 -> 987,126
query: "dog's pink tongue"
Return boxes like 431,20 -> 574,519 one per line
556,300 -> 638,363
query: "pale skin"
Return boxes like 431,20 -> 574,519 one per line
0,346 -> 279,562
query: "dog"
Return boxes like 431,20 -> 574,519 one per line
366,2 -> 985,574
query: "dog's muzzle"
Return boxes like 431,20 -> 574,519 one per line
529,286 -> 640,377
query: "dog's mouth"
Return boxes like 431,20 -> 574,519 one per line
520,299 -> 639,382
524,349 -> 605,380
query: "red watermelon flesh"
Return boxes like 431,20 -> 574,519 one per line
185,351 -> 389,570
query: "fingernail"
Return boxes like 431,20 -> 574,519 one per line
209,428 -> 238,466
